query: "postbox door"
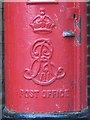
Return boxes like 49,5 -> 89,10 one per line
4,2 -> 87,113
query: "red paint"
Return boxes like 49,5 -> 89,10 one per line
4,2 -> 87,113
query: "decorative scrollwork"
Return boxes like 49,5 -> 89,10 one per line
24,39 -> 65,86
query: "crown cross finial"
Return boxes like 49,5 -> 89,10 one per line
40,8 -> 45,15
30,8 -> 55,34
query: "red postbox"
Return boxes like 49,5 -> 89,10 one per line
2,1 -> 90,120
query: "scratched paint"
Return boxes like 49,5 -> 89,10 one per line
4,2 -> 87,113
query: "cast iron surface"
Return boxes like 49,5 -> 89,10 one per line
2,107 -> 90,120
4,3 -> 87,113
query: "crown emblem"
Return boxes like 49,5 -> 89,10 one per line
30,8 -> 55,33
